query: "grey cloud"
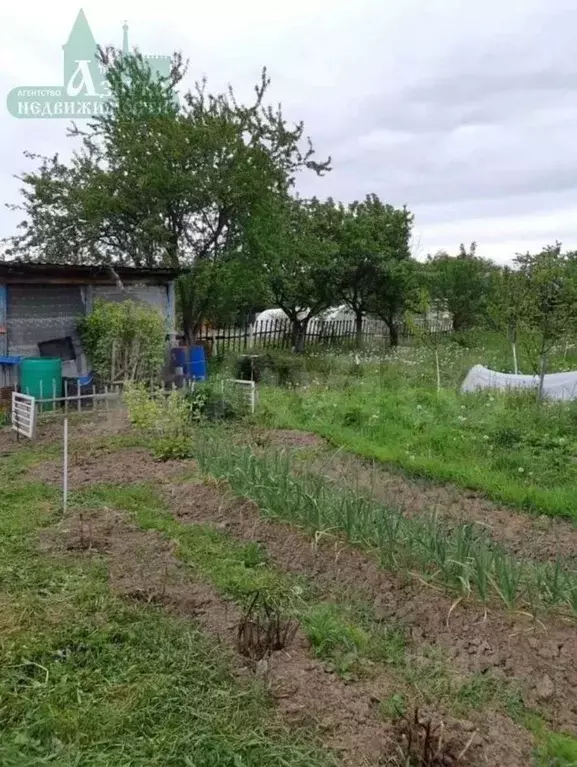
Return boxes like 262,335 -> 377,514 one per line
3,0 -> 577,262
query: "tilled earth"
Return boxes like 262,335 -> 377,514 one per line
23,423 -> 577,765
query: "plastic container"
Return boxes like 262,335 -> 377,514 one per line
19,357 -> 62,411
170,347 -> 187,371
187,345 -> 207,381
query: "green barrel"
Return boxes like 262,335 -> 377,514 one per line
19,357 -> 62,411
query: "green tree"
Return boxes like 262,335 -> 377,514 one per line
515,244 -> 577,401
251,196 -> 337,352
6,48 -> 330,336
427,243 -> 495,331
367,259 -> 421,347
488,265 -> 524,373
331,195 -> 414,345
78,299 -> 166,384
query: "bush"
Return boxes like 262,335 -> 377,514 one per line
153,436 -> 194,461
183,382 -> 239,421
78,299 -> 166,384
123,383 -> 190,437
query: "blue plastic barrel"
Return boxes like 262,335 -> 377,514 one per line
188,345 -> 207,381
170,347 -> 187,372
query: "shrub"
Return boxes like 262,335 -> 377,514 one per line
183,382 -> 239,421
153,435 -> 194,461
123,383 -> 190,437
78,299 -> 166,384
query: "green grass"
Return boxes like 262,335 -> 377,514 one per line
537,732 -> 577,766
255,332 -> 577,519
0,462 -> 336,766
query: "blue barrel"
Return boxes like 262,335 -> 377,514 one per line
188,345 -> 207,381
170,347 -> 187,373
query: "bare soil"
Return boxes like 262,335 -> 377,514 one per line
29,445 -> 188,489
0,409 -> 130,455
259,429 -> 327,450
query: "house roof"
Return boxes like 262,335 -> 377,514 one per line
0,261 -> 181,285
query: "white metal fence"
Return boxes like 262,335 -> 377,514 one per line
19,381 -> 125,416
16,377 -> 258,421
221,379 -> 257,415
11,392 -> 36,439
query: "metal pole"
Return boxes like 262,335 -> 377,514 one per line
63,417 -> 69,515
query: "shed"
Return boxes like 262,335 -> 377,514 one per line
0,262 -> 178,383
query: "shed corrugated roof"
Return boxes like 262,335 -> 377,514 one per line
0,261 -> 182,282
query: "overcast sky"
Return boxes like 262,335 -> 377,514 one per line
2,0 -> 577,263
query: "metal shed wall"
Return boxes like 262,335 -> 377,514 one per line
93,284 -> 166,313
7,284 -> 86,357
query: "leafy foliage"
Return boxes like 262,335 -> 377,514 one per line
6,48 -> 329,337
78,299 -> 165,383
368,258 -> 421,347
514,244 -> 577,396
250,196 -> 338,351
427,243 -> 495,331
488,266 -> 525,373
331,195 -> 414,344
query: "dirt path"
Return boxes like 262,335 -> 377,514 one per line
257,429 -> 577,566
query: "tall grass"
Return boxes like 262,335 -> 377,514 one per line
257,332 -> 577,518
193,435 -> 577,618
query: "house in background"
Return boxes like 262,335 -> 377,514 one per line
0,262 -> 178,387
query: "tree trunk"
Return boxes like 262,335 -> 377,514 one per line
384,318 -> 399,348
355,310 -> 364,347
511,341 -> 518,375
291,318 -> 309,354
537,350 -> 548,404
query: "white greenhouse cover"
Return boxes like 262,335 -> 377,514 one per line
461,365 -> 577,401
